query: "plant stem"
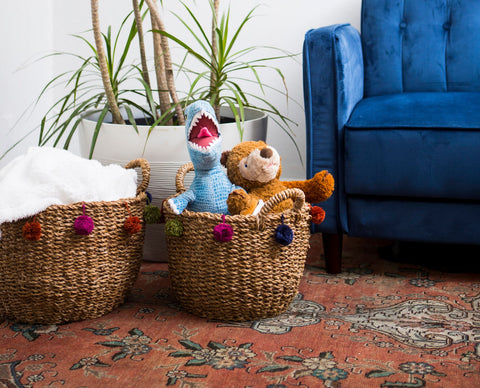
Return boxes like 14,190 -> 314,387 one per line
132,0 -> 151,88
150,11 -> 173,124
90,0 -> 125,124
145,0 -> 185,125
211,0 -> 221,121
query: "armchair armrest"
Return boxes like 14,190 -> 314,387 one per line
303,23 -> 364,233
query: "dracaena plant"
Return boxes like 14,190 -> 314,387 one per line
3,0 -> 300,161
157,0 -> 300,154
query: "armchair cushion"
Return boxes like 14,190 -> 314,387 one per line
344,92 -> 480,200
362,0 -> 480,96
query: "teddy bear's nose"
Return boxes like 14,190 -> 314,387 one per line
260,147 -> 273,159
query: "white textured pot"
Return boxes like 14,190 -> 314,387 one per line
78,106 -> 268,262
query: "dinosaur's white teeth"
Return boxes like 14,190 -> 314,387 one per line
188,136 -> 220,153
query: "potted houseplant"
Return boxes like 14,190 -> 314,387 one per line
13,0 -> 299,260
37,0 -> 299,154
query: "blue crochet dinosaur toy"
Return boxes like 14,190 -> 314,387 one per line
168,100 -> 241,214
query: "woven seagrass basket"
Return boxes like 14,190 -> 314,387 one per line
0,158 -> 150,324
163,163 -> 311,322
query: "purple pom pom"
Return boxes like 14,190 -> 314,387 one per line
275,215 -> 293,246
74,216 -> 94,235
213,215 -> 234,242
74,204 -> 94,235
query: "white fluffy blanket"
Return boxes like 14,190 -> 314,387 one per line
0,147 -> 138,226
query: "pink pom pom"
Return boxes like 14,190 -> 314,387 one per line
74,204 -> 94,235
213,215 -> 234,242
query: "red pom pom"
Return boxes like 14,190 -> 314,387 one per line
23,218 -> 42,241
311,206 -> 326,224
124,216 -> 142,235
213,215 -> 234,242
123,202 -> 142,235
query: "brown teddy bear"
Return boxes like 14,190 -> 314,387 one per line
220,141 -> 334,219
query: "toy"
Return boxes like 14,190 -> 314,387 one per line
220,141 -> 334,216
167,101 -> 240,214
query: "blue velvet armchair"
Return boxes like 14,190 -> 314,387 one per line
303,0 -> 480,273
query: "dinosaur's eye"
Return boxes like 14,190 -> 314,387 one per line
244,164 -> 247,168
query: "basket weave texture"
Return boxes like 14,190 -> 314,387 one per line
164,163 -> 311,322
0,159 -> 150,324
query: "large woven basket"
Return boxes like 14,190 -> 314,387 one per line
0,158 -> 150,324
163,163 -> 311,322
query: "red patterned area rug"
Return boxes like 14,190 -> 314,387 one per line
1,235 -> 480,387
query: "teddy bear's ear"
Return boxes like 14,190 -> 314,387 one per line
220,150 -> 230,166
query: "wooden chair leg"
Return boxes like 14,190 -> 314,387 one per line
322,233 -> 343,274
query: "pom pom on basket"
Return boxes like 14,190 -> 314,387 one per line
144,204 -> 162,224
74,203 -> 94,235
22,217 -> 42,241
274,215 -> 294,246
124,202 -> 142,235
213,214 -> 234,242
124,216 -> 142,234
310,205 -> 326,224
165,219 -> 183,237
143,191 -> 162,224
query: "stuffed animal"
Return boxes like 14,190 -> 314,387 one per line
167,101 -> 241,214
220,141 -> 334,218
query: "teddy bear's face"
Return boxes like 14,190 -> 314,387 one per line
223,141 -> 282,190
238,145 -> 281,183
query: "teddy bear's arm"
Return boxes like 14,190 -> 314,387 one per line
282,170 -> 334,204
227,189 -> 260,215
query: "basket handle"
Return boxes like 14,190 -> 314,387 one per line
175,162 -> 194,193
124,158 -> 151,195
257,188 -> 305,219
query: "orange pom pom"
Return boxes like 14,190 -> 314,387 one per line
123,202 -> 142,234
23,217 -> 42,241
311,206 -> 326,224
124,216 -> 142,234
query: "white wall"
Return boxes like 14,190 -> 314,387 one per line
0,1 -> 54,166
0,0 -> 361,178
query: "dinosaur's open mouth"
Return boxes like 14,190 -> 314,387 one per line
188,110 -> 220,150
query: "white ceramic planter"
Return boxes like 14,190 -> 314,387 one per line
78,106 -> 268,262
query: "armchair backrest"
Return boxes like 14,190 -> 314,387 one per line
362,0 -> 480,96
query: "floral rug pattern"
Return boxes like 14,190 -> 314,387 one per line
1,235 -> 480,387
